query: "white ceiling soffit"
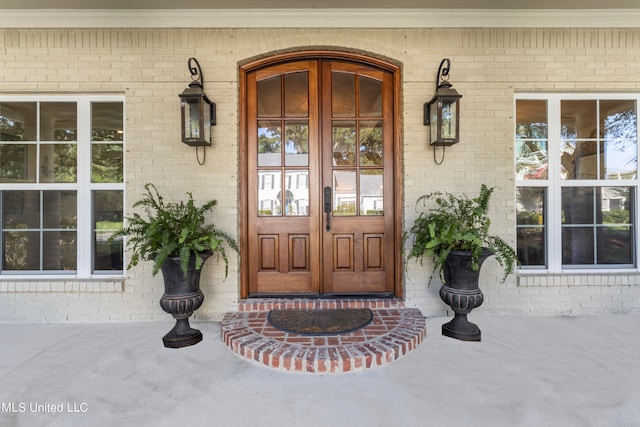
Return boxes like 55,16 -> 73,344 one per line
1,9 -> 640,28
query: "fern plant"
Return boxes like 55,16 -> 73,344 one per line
113,183 -> 239,278
404,184 -> 518,283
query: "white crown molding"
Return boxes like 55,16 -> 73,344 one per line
1,8 -> 640,29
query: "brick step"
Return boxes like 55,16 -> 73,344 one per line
221,303 -> 426,374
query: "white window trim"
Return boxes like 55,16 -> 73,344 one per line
0,94 -> 125,280
516,93 -> 640,274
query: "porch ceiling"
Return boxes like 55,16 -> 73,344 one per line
2,0 -> 640,9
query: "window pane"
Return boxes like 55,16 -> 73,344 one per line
41,102 -> 77,141
562,227 -> 594,265
284,121 -> 308,167
0,102 -> 36,141
597,227 -> 633,264
3,231 -> 39,270
333,121 -> 356,166
332,72 -> 355,117
94,190 -> 123,271
257,76 -> 281,117
284,72 -> 308,117
258,121 -> 281,167
359,120 -> 383,166
333,170 -> 356,216
0,143 -> 37,183
40,143 -> 77,183
2,190 -> 40,229
601,100 -> 637,179
562,141 -> 602,180
516,187 -> 546,267
599,187 -> 631,225
92,143 -> 123,183
562,187 -> 594,224
359,76 -> 382,117
258,171 -> 281,216
516,140 -> 547,179
43,230 -> 77,270
561,100 -> 597,139
360,169 -> 383,216
43,191 -> 76,229
91,102 -> 123,141
516,100 -> 547,139
284,171 -> 308,216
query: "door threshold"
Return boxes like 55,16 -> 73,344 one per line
237,296 -> 405,312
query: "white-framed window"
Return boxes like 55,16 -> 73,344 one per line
516,94 -> 638,272
0,95 -> 125,278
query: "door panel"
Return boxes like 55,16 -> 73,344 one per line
321,61 -> 395,294
245,57 -> 395,296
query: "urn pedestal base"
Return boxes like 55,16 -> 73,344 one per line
162,318 -> 203,348
442,313 -> 481,342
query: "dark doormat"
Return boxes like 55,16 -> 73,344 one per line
267,308 -> 373,336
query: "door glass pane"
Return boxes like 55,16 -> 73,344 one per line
284,121 -> 308,167
258,121 -> 281,167
359,120 -> 383,166
92,102 -> 123,141
258,170 -> 281,216
561,100 -> 596,139
332,72 -> 355,117
333,170 -> 356,216
360,169 -> 383,216
41,102 -> 77,141
0,144 -> 36,183
359,76 -> 382,117
284,72 -> 308,117
332,121 -> 356,166
0,102 -> 37,141
284,171 -> 309,216
257,76 -> 281,117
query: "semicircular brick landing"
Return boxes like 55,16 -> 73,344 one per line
221,299 -> 426,374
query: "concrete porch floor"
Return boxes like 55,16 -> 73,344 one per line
1,315 -> 640,427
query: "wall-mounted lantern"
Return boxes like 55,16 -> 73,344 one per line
424,58 -> 462,164
179,57 -> 216,164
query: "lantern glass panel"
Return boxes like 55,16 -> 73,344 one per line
203,101 -> 211,144
183,99 -> 202,140
430,102 -> 438,143
440,99 -> 457,140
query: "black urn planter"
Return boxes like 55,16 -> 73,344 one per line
439,249 -> 492,342
158,251 -> 211,348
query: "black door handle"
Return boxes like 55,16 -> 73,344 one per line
324,186 -> 331,231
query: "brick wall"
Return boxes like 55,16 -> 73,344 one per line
1,27 -> 640,322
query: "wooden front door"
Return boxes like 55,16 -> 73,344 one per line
241,54 -> 399,297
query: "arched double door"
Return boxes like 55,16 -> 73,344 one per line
240,52 -> 401,298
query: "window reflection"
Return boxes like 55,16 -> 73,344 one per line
360,170 -> 383,215
258,171 -> 281,216
258,121 -> 282,167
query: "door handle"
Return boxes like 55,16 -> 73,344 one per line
323,186 -> 332,231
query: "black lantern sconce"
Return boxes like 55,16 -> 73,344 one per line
179,57 -> 216,164
424,58 -> 462,164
